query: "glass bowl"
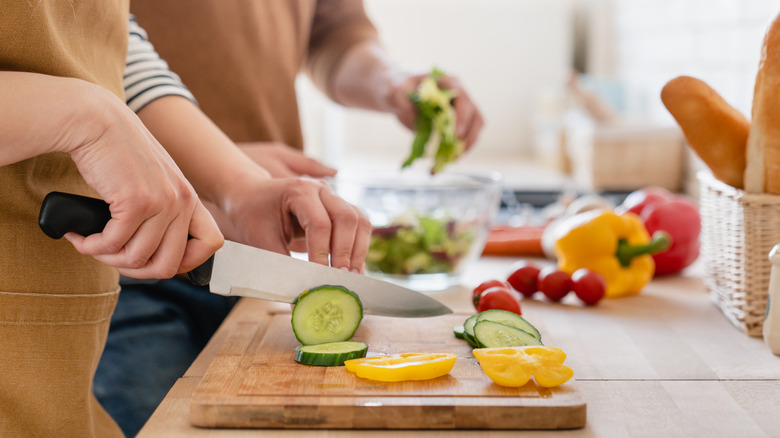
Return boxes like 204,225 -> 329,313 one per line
330,170 -> 502,292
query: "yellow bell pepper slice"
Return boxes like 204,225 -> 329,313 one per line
518,345 -> 567,364
473,349 -> 536,387
344,353 -> 457,382
533,363 -> 575,388
473,346 -> 573,388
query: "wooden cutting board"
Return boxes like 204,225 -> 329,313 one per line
189,309 -> 586,430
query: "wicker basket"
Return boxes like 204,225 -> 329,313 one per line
698,171 -> 780,336
565,122 -> 685,191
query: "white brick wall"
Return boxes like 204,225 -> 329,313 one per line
607,0 -> 779,123
299,0 -> 574,168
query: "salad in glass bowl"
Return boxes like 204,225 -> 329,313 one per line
330,171 -> 501,291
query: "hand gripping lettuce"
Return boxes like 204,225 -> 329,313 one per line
402,68 -> 465,174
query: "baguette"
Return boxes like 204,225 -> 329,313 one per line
661,76 -> 749,189
746,14 -> 780,194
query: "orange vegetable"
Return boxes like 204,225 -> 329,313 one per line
481,225 -> 545,257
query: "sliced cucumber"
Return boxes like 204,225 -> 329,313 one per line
292,285 -> 363,345
476,309 -> 542,341
463,314 -> 480,347
294,341 -> 368,366
464,314 -> 479,339
453,324 -> 466,340
473,320 -> 543,348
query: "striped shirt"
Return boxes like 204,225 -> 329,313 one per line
125,16 -> 195,112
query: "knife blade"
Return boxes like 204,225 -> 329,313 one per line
38,192 -> 452,317
208,240 -> 451,317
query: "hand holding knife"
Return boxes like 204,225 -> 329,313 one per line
38,192 -> 452,317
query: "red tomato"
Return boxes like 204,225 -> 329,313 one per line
571,269 -> 606,305
473,279 -> 511,308
538,267 -> 573,302
506,262 -> 541,297
476,286 -> 522,315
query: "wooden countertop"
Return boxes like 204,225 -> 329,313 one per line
138,258 -> 780,437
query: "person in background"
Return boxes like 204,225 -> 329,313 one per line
93,1 -> 484,435
1,4 -> 370,437
131,0 -> 485,178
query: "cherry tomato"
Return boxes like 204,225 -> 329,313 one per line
476,286 -> 522,315
538,267 -> 573,302
571,269 -> 606,305
507,262 -> 541,297
473,279 -> 511,308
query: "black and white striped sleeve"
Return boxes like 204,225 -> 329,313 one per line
124,15 -> 196,113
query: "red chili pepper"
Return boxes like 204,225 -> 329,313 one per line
617,187 -> 701,276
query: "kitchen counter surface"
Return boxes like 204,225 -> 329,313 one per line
138,258 -> 780,437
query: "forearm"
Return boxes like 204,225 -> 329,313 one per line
125,17 -> 271,213
136,95 -> 271,209
329,40 -> 411,112
0,72 -> 119,165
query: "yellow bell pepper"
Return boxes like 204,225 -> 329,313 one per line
344,353 -> 456,382
473,346 -> 573,388
553,210 -> 670,298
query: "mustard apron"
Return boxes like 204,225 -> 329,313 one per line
1,1 -> 129,436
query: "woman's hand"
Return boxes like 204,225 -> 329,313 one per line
239,142 -> 337,178
64,83 -> 224,279
0,73 -> 223,279
386,72 -> 485,151
328,42 -> 484,152
218,176 -> 371,273
129,94 -> 367,273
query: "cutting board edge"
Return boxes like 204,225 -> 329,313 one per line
189,395 -> 587,430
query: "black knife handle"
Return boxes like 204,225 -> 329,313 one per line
38,191 -> 213,286
39,192 -> 111,239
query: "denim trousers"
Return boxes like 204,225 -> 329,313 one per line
93,278 -> 238,437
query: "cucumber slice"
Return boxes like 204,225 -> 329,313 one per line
476,309 -> 542,341
453,324 -> 466,339
294,341 -> 368,366
292,285 -> 363,345
464,314 -> 479,339
463,314 -> 481,347
474,320 -> 543,348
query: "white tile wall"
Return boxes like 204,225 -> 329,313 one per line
607,0 -> 779,123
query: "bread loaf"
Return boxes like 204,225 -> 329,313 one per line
661,76 -> 749,189
746,14 -> 780,194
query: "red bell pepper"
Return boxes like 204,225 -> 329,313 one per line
617,187 -> 701,276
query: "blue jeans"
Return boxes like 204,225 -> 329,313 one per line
93,278 -> 238,437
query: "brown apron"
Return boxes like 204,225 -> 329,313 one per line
0,1 -> 128,436
131,0 -> 378,149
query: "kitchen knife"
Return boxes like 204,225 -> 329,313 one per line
38,192 -> 453,317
